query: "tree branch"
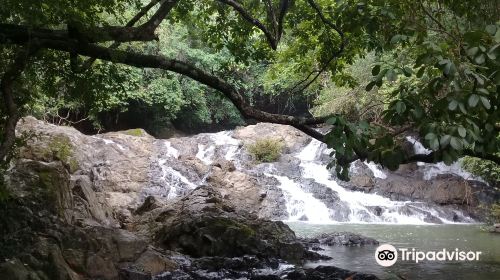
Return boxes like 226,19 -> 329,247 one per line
139,0 -> 179,34
0,47 -> 37,161
0,29 -> 328,138
80,0 -> 164,71
217,0 -> 279,49
0,1 -> 177,45
279,0 -> 346,96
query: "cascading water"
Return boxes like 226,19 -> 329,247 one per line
142,140 -> 197,199
146,129 -> 476,224
294,139 -> 474,224
406,136 -> 482,181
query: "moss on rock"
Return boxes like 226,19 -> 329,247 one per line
121,129 -> 147,137
46,135 -> 79,173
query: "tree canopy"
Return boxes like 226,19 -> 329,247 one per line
0,0 -> 498,180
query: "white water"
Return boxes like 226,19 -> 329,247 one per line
364,161 -> 387,179
267,172 -> 332,223
151,131 -> 477,224
92,136 -> 126,151
295,139 -> 442,224
406,136 -> 482,181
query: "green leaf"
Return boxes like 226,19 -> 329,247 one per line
365,81 -> 376,91
458,103 -> 467,114
386,69 -> 397,82
402,67 -> 412,77
395,101 -> 406,114
430,138 -> 439,150
448,100 -> 458,111
490,43 -> 500,53
390,34 -> 401,44
475,54 -> 486,64
450,137 -> 463,150
467,47 -> 479,56
416,67 -> 425,78
458,126 -> 466,138
440,135 -> 451,147
425,132 -> 436,140
372,65 -> 381,76
326,117 -> 337,125
480,96 -> 491,109
442,151 -> 453,165
443,62 -> 456,75
468,94 -> 479,107
486,25 -> 497,35
477,88 -> 489,95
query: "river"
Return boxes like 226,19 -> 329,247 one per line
288,222 -> 500,280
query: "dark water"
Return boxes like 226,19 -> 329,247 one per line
287,222 -> 500,280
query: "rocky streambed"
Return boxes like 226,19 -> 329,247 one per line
0,117 -> 497,279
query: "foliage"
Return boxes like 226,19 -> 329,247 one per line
0,0 -> 498,181
461,157 -> 500,187
480,203 -> 500,225
247,138 -> 284,163
312,53 -> 384,122
490,203 -> 500,224
318,0 -> 500,179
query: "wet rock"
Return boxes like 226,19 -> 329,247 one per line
300,232 -> 379,247
6,159 -> 75,224
0,259 -> 31,280
207,163 -> 288,219
153,258 -> 378,280
302,265 -> 379,280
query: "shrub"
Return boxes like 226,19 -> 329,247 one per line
461,156 -> 500,188
247,138 -> 284,162
480,203 -> 500,225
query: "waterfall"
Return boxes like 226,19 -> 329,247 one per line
295,139 -> 451,224
274,139 -> 476,224
147,129 -> 476,224
267,172 -> 332,223
406,136 -> 483,181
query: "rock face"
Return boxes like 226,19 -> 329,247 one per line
343,161 -> 498,220
154,186 -> 305,263
1,118 -> 376,279
15,117 -> 494,224
3,117 -> 497,279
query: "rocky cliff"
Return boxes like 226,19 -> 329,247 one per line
0,117 -> 497,279
0,117 -> 381,279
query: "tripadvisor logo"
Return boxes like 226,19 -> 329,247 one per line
375,244 -> 482,267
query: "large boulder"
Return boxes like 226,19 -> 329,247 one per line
233,122 -> 310,153
154,186 -> 306,263
206,159 -> 288,219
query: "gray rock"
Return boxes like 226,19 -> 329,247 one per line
301,232 -> 379,247
154,186 -> 306,264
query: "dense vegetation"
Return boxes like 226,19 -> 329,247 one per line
0,0 -> 498,180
